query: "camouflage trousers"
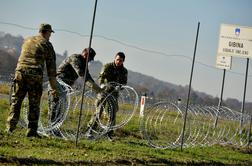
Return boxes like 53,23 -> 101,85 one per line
48,78 -> 67,125
6,69 -> 43,132
87,92 -> 118,136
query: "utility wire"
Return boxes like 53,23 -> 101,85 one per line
0,21 -> 251,77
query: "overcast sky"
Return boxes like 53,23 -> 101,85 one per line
0,0 -> 252,102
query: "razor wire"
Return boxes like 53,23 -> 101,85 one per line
15,79 -> 138,140
140,98 -> 251,149
85,82 -> 139,140
18,79 -> 74,138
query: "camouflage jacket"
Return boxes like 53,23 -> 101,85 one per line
57,54 -> 94,86
99,62 -> 128,86
16,35 -> 56,77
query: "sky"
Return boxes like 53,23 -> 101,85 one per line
0,0 -> 252,102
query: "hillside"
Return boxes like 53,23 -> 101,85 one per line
0,32 -> 251,113
0,49 -> 18,76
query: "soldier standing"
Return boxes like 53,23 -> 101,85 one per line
86,52 -> 128,140
6,23 -> 59,138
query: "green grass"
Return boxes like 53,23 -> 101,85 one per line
0,97 -> 252,165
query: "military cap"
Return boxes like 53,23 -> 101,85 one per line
39,23 -> 54,33
88,47 -> 96,60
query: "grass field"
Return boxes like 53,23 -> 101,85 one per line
0,96 -> 252,165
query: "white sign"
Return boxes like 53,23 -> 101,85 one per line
139,96 -> 146,117
216,54 -> 232,70
217,24 -> 252,58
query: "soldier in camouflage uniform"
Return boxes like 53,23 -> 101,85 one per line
86,52 -> 128,140
56,47 -> 100,88
6,23 -> 59,138
48,48 -> 101,133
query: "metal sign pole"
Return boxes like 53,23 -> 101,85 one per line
239,58 -> 249,140
76,0 -> 98,146
214,69 -> 226,128
180,22 -> 200,151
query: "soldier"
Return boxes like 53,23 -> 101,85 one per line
6,23 -> 59,138
48,48 -> 101,136
56,47 -> 100,88
86,52 -> 128,140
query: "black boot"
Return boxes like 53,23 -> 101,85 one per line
26,129 -> 41,138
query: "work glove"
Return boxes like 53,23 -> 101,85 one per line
51,89 -> 59,103
100,83 -> 115,91
100,83 -> 106,89
115,85 -> 122,91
